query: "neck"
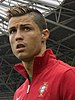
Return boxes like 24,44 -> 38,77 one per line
22,61 -> 33,77
22,45 -> 46,76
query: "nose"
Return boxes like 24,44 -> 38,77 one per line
15,29 -> 23,41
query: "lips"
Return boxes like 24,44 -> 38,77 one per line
16,44 -> 25,49
16,44 -> 26,51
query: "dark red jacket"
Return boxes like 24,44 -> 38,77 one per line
14,49 -> 75,100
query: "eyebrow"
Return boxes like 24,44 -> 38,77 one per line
8,27 -> 16,32
8,24 -> 32,30
20,24 -> 31,28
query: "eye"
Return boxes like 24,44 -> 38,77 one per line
9,28 -> 17,34
21,26 -> 31,32
25,27 -> 31,31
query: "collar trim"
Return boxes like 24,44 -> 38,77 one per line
14,49 -> 56,78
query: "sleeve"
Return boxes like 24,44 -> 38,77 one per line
60,68 -> 75,100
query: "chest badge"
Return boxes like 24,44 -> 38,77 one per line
38,82 -> 48,97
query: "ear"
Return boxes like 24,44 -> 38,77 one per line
41,29 -> 50,42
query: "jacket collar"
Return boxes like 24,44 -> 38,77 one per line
14,49 -> 56,78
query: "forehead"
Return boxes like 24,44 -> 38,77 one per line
8,15 -> 37,29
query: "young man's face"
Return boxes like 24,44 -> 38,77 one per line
8,15 -> 44,62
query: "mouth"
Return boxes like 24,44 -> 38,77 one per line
16,44 -> 26,51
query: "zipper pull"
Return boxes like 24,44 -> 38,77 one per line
27,85 -> 30,93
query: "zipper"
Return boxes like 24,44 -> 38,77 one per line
26,75 -> 32,100
27,85 -> 30,93
25,85 -> 30,100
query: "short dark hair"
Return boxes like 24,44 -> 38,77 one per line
7,4 -> 47,31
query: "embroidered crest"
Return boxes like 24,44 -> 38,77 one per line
38,82 -> 48,97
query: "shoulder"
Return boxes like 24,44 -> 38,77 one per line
49,59 -> 75,79
55,60 -> 75,73
56,60 -> 75,83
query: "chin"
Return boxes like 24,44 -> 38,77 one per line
16,54 -> 27,61
17,55 -> 25,60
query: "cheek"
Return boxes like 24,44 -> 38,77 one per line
9,35 -> 12,43
31,37 -> 41,49
30,35 -> 41,44
9,35 -> 14,50
9,34 -> 15,44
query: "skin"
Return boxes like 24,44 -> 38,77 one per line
8,15 -> 49,76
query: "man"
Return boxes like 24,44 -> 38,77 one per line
7,5 -> 75,100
